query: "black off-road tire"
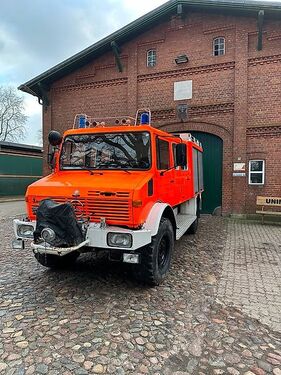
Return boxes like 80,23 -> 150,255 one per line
134,217 -> 174,286
35,251 -> 79,268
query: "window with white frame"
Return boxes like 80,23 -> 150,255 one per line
249,160 -> 265,185
147,50 -> 156,67
213,37 -> 225,56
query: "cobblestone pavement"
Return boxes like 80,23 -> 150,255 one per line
217,220 -> 281,333
1,210 -> 281,374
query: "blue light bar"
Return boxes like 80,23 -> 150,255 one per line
79,115 -> 86,128
140,112 -> 150,125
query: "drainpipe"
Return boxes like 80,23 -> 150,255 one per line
257,10 -> 264,51
111,41 -> 123,73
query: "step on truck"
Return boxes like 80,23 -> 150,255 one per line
12,109 -> 204,285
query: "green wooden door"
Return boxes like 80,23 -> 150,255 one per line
190,132 -> 223,214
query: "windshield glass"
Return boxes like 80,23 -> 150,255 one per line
60,132 -> 151,170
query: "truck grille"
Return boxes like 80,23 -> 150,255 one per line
31,193 -> 131,224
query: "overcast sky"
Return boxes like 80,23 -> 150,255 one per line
0,0 -> 279,145
0,0 -> 166,145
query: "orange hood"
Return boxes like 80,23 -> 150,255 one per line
26,170 -> 153,198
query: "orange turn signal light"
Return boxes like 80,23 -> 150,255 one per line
132,200 -> 142,208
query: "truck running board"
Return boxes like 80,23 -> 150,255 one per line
176,214 -> 197,240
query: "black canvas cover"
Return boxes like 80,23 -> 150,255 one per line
34,199 -> 83,247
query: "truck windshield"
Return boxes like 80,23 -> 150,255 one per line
60,132 -> 151,170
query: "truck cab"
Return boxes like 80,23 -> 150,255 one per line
13,111 -> 203,285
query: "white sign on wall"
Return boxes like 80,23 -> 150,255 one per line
234,163 -> 246,171
174,80 -> 193,101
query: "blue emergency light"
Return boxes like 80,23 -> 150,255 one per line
140,112 -> 150,125
79,115 -> 86,128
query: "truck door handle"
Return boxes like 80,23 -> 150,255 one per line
170,180 -> 175,183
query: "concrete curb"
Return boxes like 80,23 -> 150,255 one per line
0,197 -> 25,203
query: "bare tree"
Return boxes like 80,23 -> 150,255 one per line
0,86 -> 27,142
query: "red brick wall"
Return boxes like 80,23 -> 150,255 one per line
43,9 -> 281,214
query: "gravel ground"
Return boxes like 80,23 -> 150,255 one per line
0,211 -> 281,374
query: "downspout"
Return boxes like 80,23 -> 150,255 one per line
257,10 -> 264,51
111,41 -> 123,72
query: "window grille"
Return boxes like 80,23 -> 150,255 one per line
213,37 -> 225,56
147,50 -> 156,67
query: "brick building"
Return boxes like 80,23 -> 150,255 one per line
19,0 -> 281,215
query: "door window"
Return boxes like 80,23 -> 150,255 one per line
157,139 -> 170,170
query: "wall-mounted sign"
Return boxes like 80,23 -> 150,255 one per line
234,163 -> 246,171
174,80 -> 192,101
233,172 -> 246,177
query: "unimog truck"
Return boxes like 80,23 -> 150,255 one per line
13,110 -> 203,285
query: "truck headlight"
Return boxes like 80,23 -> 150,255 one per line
17,224 -> 34,238
107,233 -> 132,248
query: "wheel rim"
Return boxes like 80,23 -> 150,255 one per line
157,235 -> 170,272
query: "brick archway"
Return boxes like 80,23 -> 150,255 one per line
157,121 -> 233,215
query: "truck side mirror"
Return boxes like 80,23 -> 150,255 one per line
48,131 -> 62,146
176,143 -> 187,168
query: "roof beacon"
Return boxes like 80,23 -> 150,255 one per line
79,115 -> 86,129
140,112 -> 150,125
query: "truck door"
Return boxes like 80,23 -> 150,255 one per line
172,143 -> 183,204
180,143 -> 192,202
155,138 -> 176,206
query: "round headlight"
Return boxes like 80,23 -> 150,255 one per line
41,228 -> 56,243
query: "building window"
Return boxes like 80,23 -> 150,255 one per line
249,160 -> 265,185
213,37 -> 225,56
147,50 -> 156,67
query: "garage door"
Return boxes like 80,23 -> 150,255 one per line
190,132 -> 223,214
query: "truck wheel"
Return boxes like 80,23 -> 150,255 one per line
35,251 -> 79,268
134,217 -> 174,286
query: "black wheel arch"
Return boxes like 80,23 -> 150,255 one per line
162,206 -> 177,238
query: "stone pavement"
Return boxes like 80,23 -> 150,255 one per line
217,220 -> 281,333
0,206 -> 281,374
0,201 -> 25,219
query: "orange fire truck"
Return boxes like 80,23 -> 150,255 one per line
13,110 -> 203,285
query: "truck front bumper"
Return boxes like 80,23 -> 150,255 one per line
13,220 -> 152,257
